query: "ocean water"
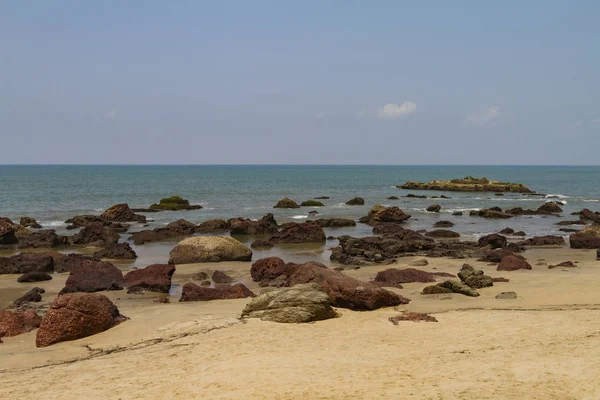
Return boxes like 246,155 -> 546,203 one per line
1,165 -> 599,264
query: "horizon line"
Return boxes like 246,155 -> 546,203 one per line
1,164 -> 600,167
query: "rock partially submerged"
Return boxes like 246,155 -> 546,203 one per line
18,230 -> 70,249
518,235 -> 565,247
129,219 -> 197,245
93,242 -> 137,259
361,205 -> 411,225
273,198 -> 300,209
400,176 -> 533,193
300,200 -> 324,207
242,283 -> 338,323
20,217 -> 42,229
71,222 -> 120,247
0,253 -> 54,274
123,264 -> 175,293
311,218 -> 356,228
266,223 -> 326,244
36,293 -> 127,347
478,234 -> 507,249
148,196 -> 203,211
426,204 -> 441,212
425,229 -> 460,238
345,197 -> 365,206
101,204 -> 147,222
228,214 -> 278,235
169,236 -> 252,264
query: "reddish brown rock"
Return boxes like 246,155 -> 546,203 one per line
196,219 -> 230,233
36,293 -> 127,347
518,235 -> 565,246
179,282 -> 255,302
250,257 -> 289,282
477,249 -> 523,263
18,230 -> 69,249
0,310 -> 42,338
0,217 -> 20,245
267,223 -> 326,244
497,255 -> 532,271
100,204 -> 146,223
0,253 -> 54,274
59,259 -> 124,294
123,264 -> 175,293
425,229 -> 461,238
211,270 -> 234,284
492,277 -> 510,282
71,222 -> 120,247
478,233 -> 507,249
13,287 -> 45,305
311,218 -> 356,228
229,213 -> 278,235
389,312 -> 438,324
434,220 -> 454,228
548,261 -> 576,269
17,271 -> 53,282
93,242 -> 137,259
569,225 -> 600,249
374,268 -> 437,286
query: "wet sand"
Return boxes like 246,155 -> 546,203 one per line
1,247 -> 600,399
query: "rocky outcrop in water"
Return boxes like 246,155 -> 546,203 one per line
19,217 -> 41,229
518,235 -> 565,246
311,218 -> 356,227
93,242 -> 137,259
228,214 -> 278,235
0,253 -> 54,274
19,230 -> 70,249
266,223 -> 326,244
478,234 -> 507,249
399,176 -> 533,193
273,198 -> 300,209
148,196 -> 203,211
101,203 -> 147,222
360,205 -> 411,225
345,197 -> 365,206
71,223 -> 120,247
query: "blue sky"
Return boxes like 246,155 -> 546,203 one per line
1,1 -> 598,164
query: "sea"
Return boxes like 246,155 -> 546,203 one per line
1,165 -> 599,266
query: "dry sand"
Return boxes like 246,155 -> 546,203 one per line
2,247 -> 600,399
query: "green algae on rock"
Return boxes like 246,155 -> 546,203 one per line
399,176 -> 533,193
149,196 -> 203,211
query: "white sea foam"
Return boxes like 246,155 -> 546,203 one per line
545,194 -> 570,199
40,220 -> 66,227
584,199 -> 600,202
291,215 -> 309,219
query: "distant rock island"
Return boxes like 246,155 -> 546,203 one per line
398,176 -> 533,193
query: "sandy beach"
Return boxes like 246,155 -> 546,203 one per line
2,247 -> 600,400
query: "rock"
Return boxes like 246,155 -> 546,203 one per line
129,228 -> 188,245
425,229 -> 460,238
0,217 -> 20,245
300,200 -> 324,207
477,249 -> 524,263
13,287 -> 45,305
17,272 -> 53,283
242,283 -> 338,323
196,219 -> 230,233
457,264 -> 493,289
372,222 -> 409,235
577,209 -> 600,223
400,176 -> 533,193
286,262 -> 409,310
518,235 -> 565,246
477,209 -> 514,219
101,204 -> 146,222
169,236 -> 252,264
53,253 -> 95,273
478,233 -> 507,249
495,292 -> 517,299
229,214 -> 278,235
497,255 -> 532,271
504,243 -> 525,252
556,220 -> 587,226
64,215 -> 107,229
499,227 -> 515,235
250,239 -> 274,249
71,222 -> 120,247
570,225 -> 600,249
0,310 -> 42,338
389,312 -> 438,324
536,202 -> 563,214
123,264 -> 175,293
250,257 -> 289,283
597,249 -> 600,261
93,242 -> 137,259
20,217 -> 41,229
267,223 -> 326,244
548,261 -> 576,269
409,259 -> 429,266
426,204 -> 441,212
374,268 -> 437,286
311,218 -> 356,228
148,196 -> 202,211
345,197 -> 365,206
166,219 -> 198,233
560,228 -> 580,233
315,196 -> 330,199
387,196 -> 399,200
191,271 -> 209,281
452,211 -> 464,216
0,253 -> 54,274
36,293 -> 127,347
59,259 -> 124,294
363,205 -> 411,225
273,198 -> 300,209
422,280 -> 479,297
179,282 -> 255,301
434,220 -> 454,228
513,231 -> 526,236
212,270 -> 234,284
404,194 -> 427,199
18,230 -> 69,249
493,277 -> 510,282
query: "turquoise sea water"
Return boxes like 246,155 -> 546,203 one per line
1,165 -> 599,246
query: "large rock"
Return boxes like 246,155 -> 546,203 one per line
169,236 -> 252,264
518,235 -> 565,246
17,272 -> 53,283
434,220 -> 454,228
129,220 -> 197,245
229,214 -> 278,235
250,257 -> 290,283
242,284 -> 338,323
71,222 -> 120,247
311,218 -> 356,228
65,215 -> 107,229
457,264 -> 493,289
372,222 -> 408,235
576,209 -> 600,223
101,204 -> 146,222
196,219 -> 230,233
363,205 -> 411,225
300,200 -> 325,207
536,202 -> 563,214
570,226 -> 600,249
286,261 -> 409,311
13,287 -> 45,306
477,209 -> 514,219
149,196 -> 203,211
267,223 -> 326,244
18,230 -> 69,249
36,293 -> 127,347
93,242 -> 137,259
497,255 -> 532,271
211,270 -> 234,284
400,176 -> 533,193
179,282 -> 255,302
273,198 -> 300,209
0,217 -> 20,245
53,253 -> 95,273
0,253 -> 54,274
20,216 -> 41,229
59,259 -> 124,294
0,310 -> 42,338
345,197 -> 365,206
478,233 -> 507,249
425,229 -> 460,238
374,268 -> 437,286
477,249 -> 523,263
422,280 -> 479,297
426,204 -> 441,212
123,264 -> 175,293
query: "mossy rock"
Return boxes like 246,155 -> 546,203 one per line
274,198 -> 300,209
345,197 -> 365,206
149,196 -> 203,211
300,200 -> 324,207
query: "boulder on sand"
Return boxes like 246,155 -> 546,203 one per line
123,264 -> 175,293
179,282 -> 255,302
17,272 -> 53,283
374,268 -> 437,286
168,236 -> 252,264
478,233 -> 507,249
0,310 -> 42,338
59,259 -> 124,294
518,235 -> 565,246
389,312 -> 438,324
101,203 -> 146,222
457,264 -> 493,289
36,293 -> 127,347
273,198 -> 300,209
497,255 -> 532,271
242,283 -> 338,323
422,280 -> 479,297
250,257 -> 290,283
0,253 -> 54,274
569,225 -> 600,249
93,242 -> 137,259
71,222 -> 120,247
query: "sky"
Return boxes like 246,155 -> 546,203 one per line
1,0 -> 599,165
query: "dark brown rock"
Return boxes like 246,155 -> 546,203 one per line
229,213 -> 278,235
36,293 -> 127,347
179,282 -> 255,302
273,198 -> 299,209
0,253 -> 54,274
477,249 -> 524,263
20,217 -> 41,229
13,287 -> 45,305
434,220 -> 454,228
19,230 -> 69,249
123,264 -> 175,293
0,310 -> 42,338
492,277 -> 510,282
345,197 -> 365,206
250,257 -> 289,282
499,227 -> 515,235
426,204 -> 441,212
518,235 -> 565,246
536,202 -> 563,214
211,270 -> 234,284
570,226 -> 600,249
389,312 -> 438,324
59,259 -> 124,294
372,222 -> 409,235
267,223 -> 326,244
548,261 -> 576,269
478,234 -> 507,249
0,217 -> 20,245
53,253 -> 95,273
363,205 -> 411,225
497,255 -> 532,271
71,222 -> 120,247
311,218 -> 356,228
250,239 -> 274,249
100,204 -> 146,223
93,242 -> 137,259
374,268 -> 437,285
425,229 -> 460,238
196,219 -> 230,233
17,272 -> 53,283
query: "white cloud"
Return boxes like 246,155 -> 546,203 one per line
377,102 -> 417,119
104,109 -> 118,120
465,106 -> 501,126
